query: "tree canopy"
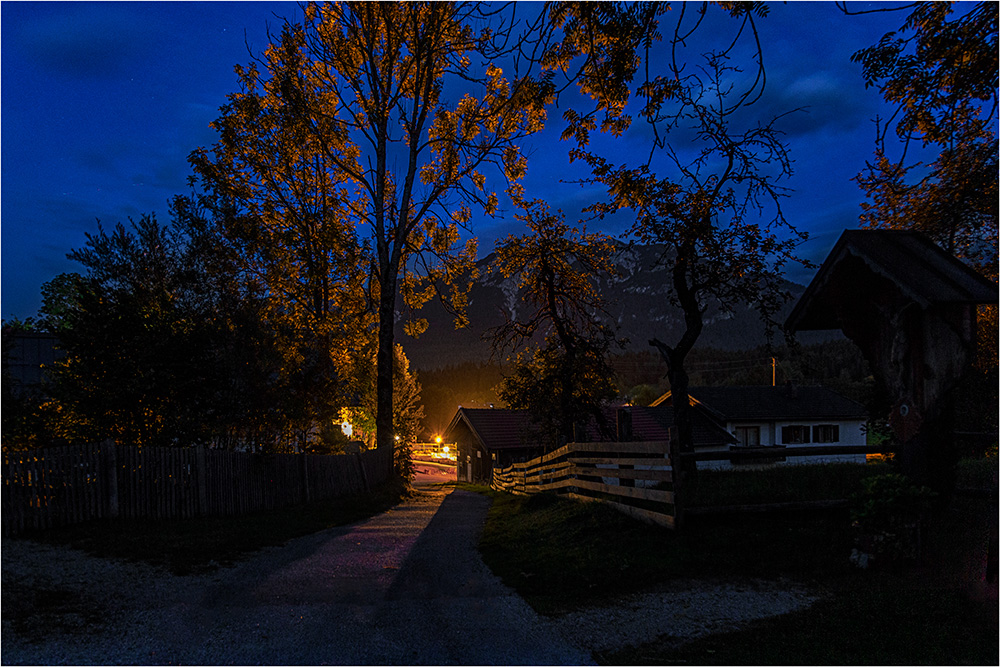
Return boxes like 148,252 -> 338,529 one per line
847,1 -> 998,277
191,1 -> 551,457
489,199 -> 621,444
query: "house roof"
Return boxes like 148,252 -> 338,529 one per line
787,230 -> 998,332
650,385 -> 867,422
444,408 -> 541,450
628,405 -> 737,446
443,404 -> 736,451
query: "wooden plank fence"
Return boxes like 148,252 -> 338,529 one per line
491,434 -> 899,530
491,439 -> 682,529
2,443 -> 393,537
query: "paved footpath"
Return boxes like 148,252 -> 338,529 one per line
2,487 -> 594,666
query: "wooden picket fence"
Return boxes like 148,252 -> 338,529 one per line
491,435 -> 899,530
2,443 -> 393,537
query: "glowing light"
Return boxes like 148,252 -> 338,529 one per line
435,436 -> 442,444
341,421 -> 353,437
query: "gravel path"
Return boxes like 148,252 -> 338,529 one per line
2,486 -> 820,665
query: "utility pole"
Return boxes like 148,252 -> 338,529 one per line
772,357 -> 776,387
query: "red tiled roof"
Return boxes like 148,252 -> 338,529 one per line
629,405 -> 737,446
444,404 -> 735,451
444,408 -> 542,450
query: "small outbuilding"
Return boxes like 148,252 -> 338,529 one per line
786,229 -> 997,487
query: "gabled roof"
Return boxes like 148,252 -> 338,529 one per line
650,385 -> 867,422
787,230 -> 998,332
444,408 -> 541,450
628,405 -> 737,446
443,404 -> 736,451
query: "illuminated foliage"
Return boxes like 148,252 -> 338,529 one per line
845,2 -> 998,438
342,343 -> 424,481
546,4 -> 809,456
192,1 -> 550,455
848,1 -> 998,276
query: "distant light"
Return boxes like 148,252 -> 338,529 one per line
442,445 -> 450,454
341,422 -> 353,437
435,436 -> 442,444
394,434 -> 400,441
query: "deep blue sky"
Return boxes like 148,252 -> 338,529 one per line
2,1 -> 908,321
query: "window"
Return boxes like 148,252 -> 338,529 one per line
782,425 -> 810,444
734,426 -> 761,447
813,424 -> 839,443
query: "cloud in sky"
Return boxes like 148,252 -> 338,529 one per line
13,3 -> 158,78
1,2 -> 909,321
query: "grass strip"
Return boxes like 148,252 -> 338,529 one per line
21,478 -> 409,575
472,483 -> 859,615
469,462 -> 997,665
685,462 -> 886,507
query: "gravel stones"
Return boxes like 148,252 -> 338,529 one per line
552,578 -> 823,654
3,488 -> 821,665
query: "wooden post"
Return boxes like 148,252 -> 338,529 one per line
355,452 -> 370,493
617,408 -> 635,487
195,445 -> 207,517
301,454 -> 311,504
667,426 -> 684,530
102,440 -> 119,519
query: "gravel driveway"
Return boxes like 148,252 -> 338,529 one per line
2,486 -> 820,665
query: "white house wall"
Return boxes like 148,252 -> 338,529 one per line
780,419 -> 867,465
695,419 -> 868,470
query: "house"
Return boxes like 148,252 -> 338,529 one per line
651,384 -> 868,466
444,404 -> 736,483
445,409 -> 541,483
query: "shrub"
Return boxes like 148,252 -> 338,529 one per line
850,473 -> 936,565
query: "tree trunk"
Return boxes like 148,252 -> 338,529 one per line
654,249 -> 705,469
375,276 -> 396,461
650,338 -> 696,468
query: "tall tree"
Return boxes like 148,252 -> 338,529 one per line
192,2 -> 549,459
553,4 -> 810,458
489,199 -> 620,445
844,1 -> 998,276
39,215 -> 226,447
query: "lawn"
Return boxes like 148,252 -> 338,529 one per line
470,458 -> 999,665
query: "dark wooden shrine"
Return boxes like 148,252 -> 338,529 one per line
786,230 -> 997,490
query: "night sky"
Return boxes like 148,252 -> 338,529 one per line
2,1 -> 908,321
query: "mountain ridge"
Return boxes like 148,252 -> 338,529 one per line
398,242 -> 833,371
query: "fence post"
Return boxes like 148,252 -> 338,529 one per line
102,440 -> 119,519
196,445 -> 207,517
355,452 -> 370,493
301,454 -> 311,504
617,408 -> 635,487
668,427 -> 684,530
